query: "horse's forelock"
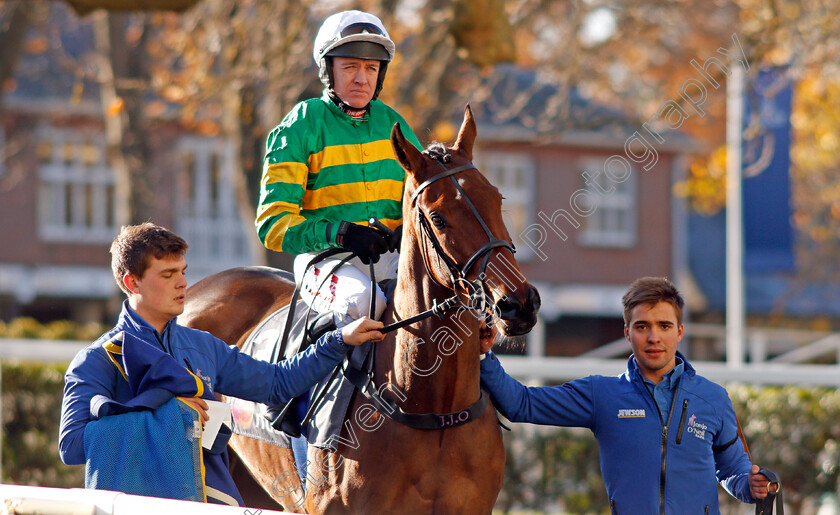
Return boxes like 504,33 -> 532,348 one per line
423,142 -> 452,164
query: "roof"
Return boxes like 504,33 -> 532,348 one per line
457,64 -> 695,151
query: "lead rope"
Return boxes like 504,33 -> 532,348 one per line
755,468 -> 783,515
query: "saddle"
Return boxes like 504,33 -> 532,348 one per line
225,301 -> 314,448
233,298 -> 336,439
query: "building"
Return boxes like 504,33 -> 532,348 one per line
0,7 -> 254,323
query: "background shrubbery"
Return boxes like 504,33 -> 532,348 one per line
0,317 -> 108,341
1,362 -> 84,487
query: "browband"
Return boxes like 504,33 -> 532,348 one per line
410,164 -> 477,204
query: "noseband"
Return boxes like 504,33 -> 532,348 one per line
411,152 -> 516,309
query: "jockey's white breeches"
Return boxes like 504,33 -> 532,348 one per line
293,250 -> 399,327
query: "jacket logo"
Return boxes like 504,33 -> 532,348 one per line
617,408 -> 646,418
195,368 -> 213,391
687,414 -> 707,439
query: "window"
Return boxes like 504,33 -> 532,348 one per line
176,136 -> 252,281
578,157 -> 637,248
475,151 -> 536,260
37,127 -> 116,243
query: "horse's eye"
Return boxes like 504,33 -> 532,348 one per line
430,213 -> 447,228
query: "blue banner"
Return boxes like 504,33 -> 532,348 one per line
742,68 -> 794,272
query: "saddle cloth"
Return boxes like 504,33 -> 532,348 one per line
227,300 -> 372,449
226,301 -> 307,449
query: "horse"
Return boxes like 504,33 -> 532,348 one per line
180,106 -> 541,514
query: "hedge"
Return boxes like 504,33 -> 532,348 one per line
1,362 -> 84,487
3,360 -> 838,514
0,317 -> 108,341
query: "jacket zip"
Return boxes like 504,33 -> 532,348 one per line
675,399 -> 689,444
705,506 -> 709,514
645,378 -> 682,515
610,499 -> 617,514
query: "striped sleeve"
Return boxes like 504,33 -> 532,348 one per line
255,105 -> 333,255
255,98 -> 424,256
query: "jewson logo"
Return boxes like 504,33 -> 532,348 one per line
617,408 -> 646,418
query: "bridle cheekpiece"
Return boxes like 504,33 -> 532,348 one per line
411,148 -> 516,311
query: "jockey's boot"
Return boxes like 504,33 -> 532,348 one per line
264,312 -> 336,436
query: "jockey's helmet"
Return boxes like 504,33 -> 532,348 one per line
313,10 -> 395,101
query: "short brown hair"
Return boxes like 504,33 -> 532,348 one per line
622,277 -> 684,326
110,223 -> 188,294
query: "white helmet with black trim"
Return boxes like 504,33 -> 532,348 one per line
313,10 -> 396,101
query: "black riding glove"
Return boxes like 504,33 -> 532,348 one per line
388,225 -> 403,253
336,221 -> 389,264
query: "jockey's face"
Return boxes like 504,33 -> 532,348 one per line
625,301 -> 684,384
124,254 -> 188,333
332,56 -> 380,108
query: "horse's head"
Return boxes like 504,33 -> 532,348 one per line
391,106 -> 540,337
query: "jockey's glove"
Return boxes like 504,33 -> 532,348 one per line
336,221 -> 390,264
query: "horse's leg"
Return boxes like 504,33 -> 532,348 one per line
229,434 -> 307,511
227,445 -> 283,509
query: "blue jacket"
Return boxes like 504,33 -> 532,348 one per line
480,351 -> 755,514
60,301 -> 348,506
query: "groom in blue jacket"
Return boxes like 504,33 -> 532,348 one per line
480,276 -> 772,514
59,223 -> 385,506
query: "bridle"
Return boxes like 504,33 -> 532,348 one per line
411,152 -> 516,311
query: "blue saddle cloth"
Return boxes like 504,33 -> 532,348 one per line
84,396 -> 205,501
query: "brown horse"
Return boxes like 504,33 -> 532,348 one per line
181,106 -> 540,514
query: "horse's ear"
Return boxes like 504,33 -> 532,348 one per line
391,122 -> 424,174
452,105 -> 476,161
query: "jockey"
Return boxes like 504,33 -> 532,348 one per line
255,11 -> 422,443
256,9 -> 422,327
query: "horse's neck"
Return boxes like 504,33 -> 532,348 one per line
382,241 -> 482,413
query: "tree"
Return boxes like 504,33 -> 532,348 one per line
0,2 -> 40,112
144,0 -> 319,267
92,11 -> 157,227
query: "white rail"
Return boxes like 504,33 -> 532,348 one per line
4,327 -> 840,386
501,356 -> 840,386
0,484 -> 290,515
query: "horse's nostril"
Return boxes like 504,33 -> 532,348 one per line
495,295 -> 523,320
495,287 -> 540,321
528,286 -> 541,311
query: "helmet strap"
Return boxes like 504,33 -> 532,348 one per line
372,61 -> 388,100
327,88 -> 370,117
